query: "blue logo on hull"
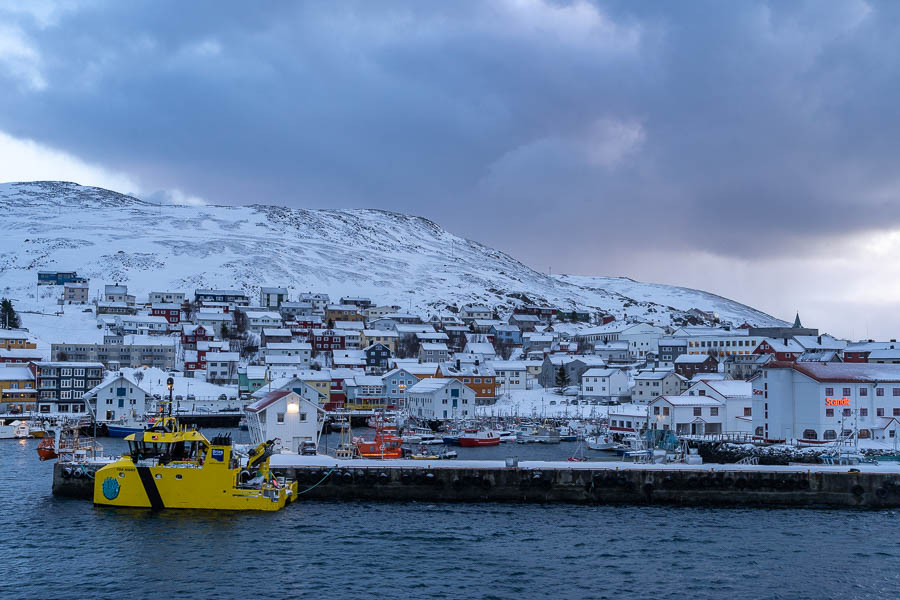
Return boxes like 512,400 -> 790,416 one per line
102,476 -> 120,500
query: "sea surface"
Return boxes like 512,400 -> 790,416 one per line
2,430 -> 899,600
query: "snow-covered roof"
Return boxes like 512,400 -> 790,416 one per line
464,342 -> 496,355
262,328 -> 292,336
702,380 -> 751,398
206,351 -> 239,361
771,361 -> 900,383
635,369 -> 675,380
420,343 -> 448,351
0,367 -> 34,381
265,342 -> 311,350
407,378 -> 455,394
265,355 -> 307,365
581,368 -> 620,378
122,335 -> 176,346
867,349 -> 900,360
654,395 -> 723,407
675,354 -> 716,364
363,329 -> 399,337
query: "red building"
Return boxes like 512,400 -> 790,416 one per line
311,329 -> 346,351
181,324 -> 214,349
151,304 -> 183,324
753,339 -> 803,362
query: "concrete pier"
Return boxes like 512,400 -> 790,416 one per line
272,456 -> 900,509
51,456 -> 900,508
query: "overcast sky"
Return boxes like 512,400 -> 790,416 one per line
0,1 -> 897,339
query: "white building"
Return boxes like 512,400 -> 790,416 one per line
82,371 -> 153,422
490,360 -> 528,391
632,369 -> 684,404
247,311 -> 283,332
418,342 -> 449,363
673,326 -> 761,359
263,342 -> 312,364
206,351 -> 240,384
649,395 -> 725,436
149,291 -> 185,305
686,379 -> 753,433
460,305 -> 492,321
592,341 -> 631,364
618,323 -> 666,359
580,368 -> 629,404
244,389 -> 324,453
117,314 -> 170,335
406,378 -> 476,420
260,287 -> 288,308
752,362 -> 900,443
608,405 -> 650,433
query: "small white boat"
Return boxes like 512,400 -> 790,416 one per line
585,433 -> 617,451
496,431 -> 517,443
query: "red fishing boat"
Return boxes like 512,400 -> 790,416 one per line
37,435 -> 58,461
353,425 -> 404,459
457,428 -> 501,447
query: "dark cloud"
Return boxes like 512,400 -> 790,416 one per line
1,0 -> 899,277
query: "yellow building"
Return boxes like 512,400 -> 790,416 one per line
0,366 -> 36,412
0,331 -> 37,350
361,329 -> 399,353
325,305 -> 364,323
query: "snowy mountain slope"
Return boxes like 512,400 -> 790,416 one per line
0,181 -> 785,336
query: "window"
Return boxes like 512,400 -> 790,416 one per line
842,387 -> 851,397
663,407 -> 669,416
276,412 -> 285,424
860,388 -> 868,397
693,407 -> 701,416
653,406 -> 660,415
825,387 -> 834,396
877,388 -> 885,397
878,408 -> 885,417
894,388 -> 900,397
860,408 -> 868,417
826,408 -> 834,417
894,409 -> 900,417
843,409 -> 851,417
743,407 -> 752,417
803,429 -> 817,440
61,379 -> 72,388
710,407 -> 718,417
823,430 -> 837,440
74,369 -> 85,377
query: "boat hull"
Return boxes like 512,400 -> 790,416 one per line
106,425 -> 145,438
458,437 -> 501,447
93,458 -> 297,511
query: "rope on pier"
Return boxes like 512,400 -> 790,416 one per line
295,467 -> 336,496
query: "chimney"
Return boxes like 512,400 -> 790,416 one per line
817,336 -> 822,344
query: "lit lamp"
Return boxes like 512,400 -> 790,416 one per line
287,402 -> 299,414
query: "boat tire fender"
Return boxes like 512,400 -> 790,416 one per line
876,487 -> 888,499
62,467 -> 72,479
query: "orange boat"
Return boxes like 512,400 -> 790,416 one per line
353,428 -> 403,459
37,435 -> 58,461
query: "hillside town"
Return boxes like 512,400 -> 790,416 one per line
3,270 -> 900,449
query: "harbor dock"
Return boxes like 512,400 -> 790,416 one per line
52,456 -> 900,508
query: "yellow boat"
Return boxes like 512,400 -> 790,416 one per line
92,417 -> 297,511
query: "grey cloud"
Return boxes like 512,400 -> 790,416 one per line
1,0 -> 899,275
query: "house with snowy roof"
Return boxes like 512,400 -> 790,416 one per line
580,367 -> 629,404
244,389 -> 324,453
674,353 -> 719,378
752,362 -> 900,444
406,378 -> 475,419
648,394 -> 726,436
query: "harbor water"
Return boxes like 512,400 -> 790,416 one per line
3,432 -> 899,600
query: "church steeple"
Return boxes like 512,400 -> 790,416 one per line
793,312 -> 802,328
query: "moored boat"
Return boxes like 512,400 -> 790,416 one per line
93,416 -> 297,511
458,428 -> 501,447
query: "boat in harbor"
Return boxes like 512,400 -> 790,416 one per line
585,432 -> 618,451
0,419 -> 28,440
354,426 -> 404,459
93,416 -> 297,511
516,425 -> 561,444
458,428 -> 501,447
496,430 -> 517,443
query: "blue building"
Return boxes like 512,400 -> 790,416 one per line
491,324 -> 522,346
38,271 -> 86,286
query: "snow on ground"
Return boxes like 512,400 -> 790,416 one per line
477,387 -> 612,419
0,181 -> 785,328
118,367 -> 237,402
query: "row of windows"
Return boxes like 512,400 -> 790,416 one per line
825,386 -> 900,397
825,407 -> 900,417
689,339 -> 758,348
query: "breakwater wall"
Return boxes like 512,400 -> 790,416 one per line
274,463 -> 900,508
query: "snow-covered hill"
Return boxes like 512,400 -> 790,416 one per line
0,181 -> 784,333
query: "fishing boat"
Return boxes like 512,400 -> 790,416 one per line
442,430 -> 462,446
516,425 -> 561,444
496,431 -> 517,443
93,416 -> 297,511
585,433 -> 618,451
0,419 -> 27,440
105,416 -> 148,438
558,425 -> 578,442
28,421 -> 46,438
458,428 -> 501,447
354,425 -> 404,459
407,445 -> 458,460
